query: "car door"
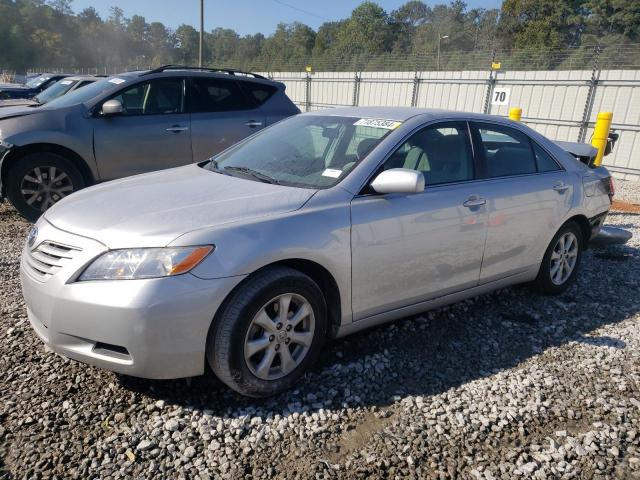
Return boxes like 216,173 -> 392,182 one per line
350,121 -> 489,321
187,76 -> 266,162
93,77 -> 192,181
470,122 -> 572,282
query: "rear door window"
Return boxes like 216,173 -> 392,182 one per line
187,77 -> 253,113
533,142 -> 561,172
474,123 -> 537,178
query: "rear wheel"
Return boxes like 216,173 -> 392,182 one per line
207,266 -> 327,397
535,221 -> 583,295
5,152 -> 85,222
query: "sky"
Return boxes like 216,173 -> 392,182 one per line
71,0 -> 503,36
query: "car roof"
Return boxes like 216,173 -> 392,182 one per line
303,106 -> 514,123
63,75 -> 103,82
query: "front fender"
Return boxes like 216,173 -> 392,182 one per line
170,196 -> 353,326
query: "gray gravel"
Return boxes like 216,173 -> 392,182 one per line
615,178 -> 640,205
2,189 -> 640,479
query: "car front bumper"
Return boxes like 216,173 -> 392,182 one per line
20,219 -> 245,379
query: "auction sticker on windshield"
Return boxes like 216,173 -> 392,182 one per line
322,168 -> 342,178
354,118 -> 402,130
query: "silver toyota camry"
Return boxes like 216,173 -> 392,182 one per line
20,107 -> 613,397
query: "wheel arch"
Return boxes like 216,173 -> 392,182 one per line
1,143 -> 95,195
563,214 -> 592,246
212,258 -> 343,341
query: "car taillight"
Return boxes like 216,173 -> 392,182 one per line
609,176 -> 615,197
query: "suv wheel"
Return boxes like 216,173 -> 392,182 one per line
207,266 -> 327,397
535,221 -> 583,295
6,152 -> 85,222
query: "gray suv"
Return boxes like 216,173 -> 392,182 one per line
0,66 -> 299,221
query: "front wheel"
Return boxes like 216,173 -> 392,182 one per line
535,221 -> 583,295
5,152 -> 85,222
207,266 -> 327,397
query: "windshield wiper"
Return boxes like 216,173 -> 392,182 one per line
223,166 -> 281,185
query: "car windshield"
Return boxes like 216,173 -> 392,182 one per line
34,79 -> 79,104
44,78 -> 115,109
25,76 -> 50,88
209,115 -> 396,188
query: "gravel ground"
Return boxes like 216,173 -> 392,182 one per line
615,179 -> 640,205
2,188 -> 640,479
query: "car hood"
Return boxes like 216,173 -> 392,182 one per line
44,164 -> 317,248
0,85 -> 30,92
0,98 -> 37,108
0,104 -> 39,120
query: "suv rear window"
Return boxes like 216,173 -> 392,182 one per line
239,81 -> 278,106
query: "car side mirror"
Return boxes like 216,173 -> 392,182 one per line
101,99 -> 123,116
370,168 -> 425,194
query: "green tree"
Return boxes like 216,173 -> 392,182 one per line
175,24 -> 199,64
335,2 -> 393,56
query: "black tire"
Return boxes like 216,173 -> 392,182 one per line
534,221 -> 583,295
5,152 -> 85,222
207,266 -> 327,397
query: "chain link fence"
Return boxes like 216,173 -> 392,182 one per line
7,44 -> 640,179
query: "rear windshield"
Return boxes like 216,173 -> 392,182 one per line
208,115 -> 397,189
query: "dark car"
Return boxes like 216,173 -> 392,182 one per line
0,66 -> 300,221
0,74 -> 70,100
0,75 -> 100,109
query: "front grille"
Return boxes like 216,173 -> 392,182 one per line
24,241 -> 81,282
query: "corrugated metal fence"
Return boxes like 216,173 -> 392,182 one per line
262,70 -> 640,181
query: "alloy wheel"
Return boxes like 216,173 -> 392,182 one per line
243,293 -> 315,381
20,166 -> 74,212
550,231 -> 578,285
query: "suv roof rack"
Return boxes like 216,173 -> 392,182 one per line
141,65 -> 266,80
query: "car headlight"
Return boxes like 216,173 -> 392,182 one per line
78,246 -> 214,281
0,129 -> 13,153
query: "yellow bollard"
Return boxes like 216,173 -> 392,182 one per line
509,107 -> 522,122
591,111 -> 613,166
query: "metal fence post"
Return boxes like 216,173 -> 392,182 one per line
483,49 -> 498,114
352,72 -> 361,106
578,44 -> 602,143
483,70 -> 496,114
410,71 -> 421,107
305,72 -> 311,112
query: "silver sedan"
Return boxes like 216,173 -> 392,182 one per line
20,107 -> 613,397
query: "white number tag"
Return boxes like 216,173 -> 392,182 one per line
491,88 -> 511,106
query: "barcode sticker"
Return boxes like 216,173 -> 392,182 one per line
354,118 -> 402,130
322,168 -> 342,178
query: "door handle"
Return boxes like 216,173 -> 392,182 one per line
166,125 -> 189,133
463,196 -> 486,208
553,182 -> 569,193
245,120 -> 263,128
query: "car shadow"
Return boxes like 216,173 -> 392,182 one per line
117,240 -> 640,417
